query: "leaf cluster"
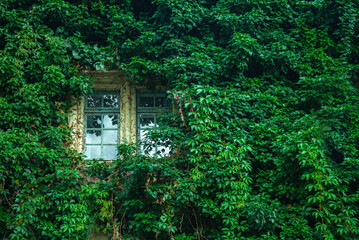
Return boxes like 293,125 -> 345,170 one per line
1,0 -> 359,239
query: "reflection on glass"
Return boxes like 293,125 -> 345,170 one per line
140,130 -> 156,144
85,145 -> 101,159
87,95 -> 102,108
157,145 -> 171,157
103,115 -> 118,128
139,128 -> 171,157
104,95 -> 118,108
87,115 -> 101,128
139,97 -> 154,107
140,115 -> 156,128
103,130 -> 118,144
85,92 -> 120,160
155,97 -> 166,107
86,130 -> 101,144
140,144 -> 156,157
103,146 -> 117,159
140,130 -> 156,148
140,129 -> 148,141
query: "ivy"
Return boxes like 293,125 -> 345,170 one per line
1,0 -> 359,239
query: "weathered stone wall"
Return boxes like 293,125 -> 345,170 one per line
69,70 -> 138,154
68,97 -> 85,153
90,70 -> 137,144
68,70 -> 165,240
120,78 -> 137,144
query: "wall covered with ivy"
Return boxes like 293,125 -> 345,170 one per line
1,0 -> 358,239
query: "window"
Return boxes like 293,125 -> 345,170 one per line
84,92 -> 120,160
78,79 -> 170,160
137,93 -> 171,157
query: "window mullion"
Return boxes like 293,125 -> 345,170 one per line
100,114 -> 104,158
154,114 -> 157,153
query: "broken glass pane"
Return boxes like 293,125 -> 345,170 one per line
140,144 -> 156,157
103,115 -> 118,128
140,115 -> 156,128
139,129 -> 148,141
157,145 -> 171,157
87,95 -> 102,108
104,95 -> 119,108
87,115 -> 101,128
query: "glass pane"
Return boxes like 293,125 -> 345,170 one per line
86,130 -> 101,144
139,129 -> 156,144
103,130 -> 118,144
103,146 -> 117,160
104,94 -> 119,108
157,145 -> 171,157
139,97 -> 154,107
87,115 -> 101,128
87,95 -> 102,108
103,115 -> 118,128
85,145 -> 101,159
155,97 -> 166,107
139,129 -> 148,141
140,115 -> 156,128
140,144 -> 156,157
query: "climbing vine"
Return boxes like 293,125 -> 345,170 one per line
1,0 -> 358,239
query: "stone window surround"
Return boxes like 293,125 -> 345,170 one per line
68,70 -> 167,157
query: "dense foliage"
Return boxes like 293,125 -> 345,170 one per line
1,0 -> 359,239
